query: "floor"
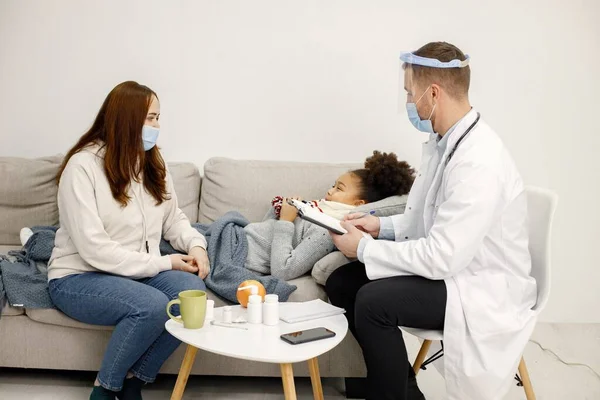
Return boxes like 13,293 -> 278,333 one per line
0,323 -> 598,399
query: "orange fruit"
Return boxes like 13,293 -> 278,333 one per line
236,280 -> 266,308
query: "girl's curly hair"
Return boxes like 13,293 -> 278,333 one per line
351,151 -> 415,203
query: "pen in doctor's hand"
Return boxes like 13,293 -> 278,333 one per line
347,210 -> 376,219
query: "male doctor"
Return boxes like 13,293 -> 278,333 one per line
327,41 -> 537,400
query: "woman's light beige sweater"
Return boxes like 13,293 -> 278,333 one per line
48,145 -> 207,280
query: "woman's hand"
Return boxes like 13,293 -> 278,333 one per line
169,254 -> 199,273
280,197 -> 302,222
344,213 -> 381,238
189,246 -> 210,279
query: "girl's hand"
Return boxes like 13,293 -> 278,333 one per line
280,197 -> 302,222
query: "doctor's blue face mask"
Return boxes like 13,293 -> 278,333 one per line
399,50 -> 470,134
142,125 -> 160,151
406,86 -> 436,134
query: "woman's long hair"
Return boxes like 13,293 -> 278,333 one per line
57,81 -> 169,207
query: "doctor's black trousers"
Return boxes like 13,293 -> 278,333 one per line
325,261 -> 447,400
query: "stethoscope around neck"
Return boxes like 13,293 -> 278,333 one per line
430,112 -> 481,208
444,112 -> 481,166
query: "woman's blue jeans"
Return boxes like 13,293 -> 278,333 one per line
49,270 -> 205,391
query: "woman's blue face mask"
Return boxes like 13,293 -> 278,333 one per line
142,125 -> 160,151
406,85 -> 436,134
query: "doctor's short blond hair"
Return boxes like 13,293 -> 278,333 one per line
404,41 -> 471,100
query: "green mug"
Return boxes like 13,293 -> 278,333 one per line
166,290 -> 207,329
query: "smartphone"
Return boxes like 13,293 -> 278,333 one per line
280,327 -> 336,345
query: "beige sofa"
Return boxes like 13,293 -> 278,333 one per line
0,155 -> 366,381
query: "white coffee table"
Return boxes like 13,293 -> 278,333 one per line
166,305 -> 348,400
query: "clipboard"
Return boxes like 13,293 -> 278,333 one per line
286,199 -> 348,235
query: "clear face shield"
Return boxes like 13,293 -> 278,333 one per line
397,51 -> 470,134
397,51 -> 471,114
398,63 -> 413,115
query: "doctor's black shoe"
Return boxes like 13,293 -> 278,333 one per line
408,375 -> 426,400
116,376 -> 145,400
90,385 -> 117,400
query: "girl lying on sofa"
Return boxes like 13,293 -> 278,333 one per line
20,151 -> 415,285
241,151 -> 414,281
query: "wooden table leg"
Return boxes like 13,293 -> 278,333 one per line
307,357 -> 324,400
171,345 -> 198,400
280,363 -> 297,400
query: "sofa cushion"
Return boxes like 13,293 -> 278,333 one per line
1,304 -> 24,316
168,162 -> 202,222
312,251 -> 352,286
287,275 -> 328,302
199,157 -> 360,223
0,155 -> 63,245
26,308 -> 113,331
0,244 -> 20,254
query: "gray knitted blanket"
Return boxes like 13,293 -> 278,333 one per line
192,212 -> 296,303
0,226 -> 57,310
0,214 -> 296,309
0,251 -> 54,309
0,270 -> 5,314
25,226 -> 59,261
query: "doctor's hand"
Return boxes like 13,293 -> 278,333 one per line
330,221 -> 364,259
189,246 -> 210,279
169,254 -> 199,274
344,213 -> 380,238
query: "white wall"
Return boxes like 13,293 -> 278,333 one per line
0,0 -> 598,323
